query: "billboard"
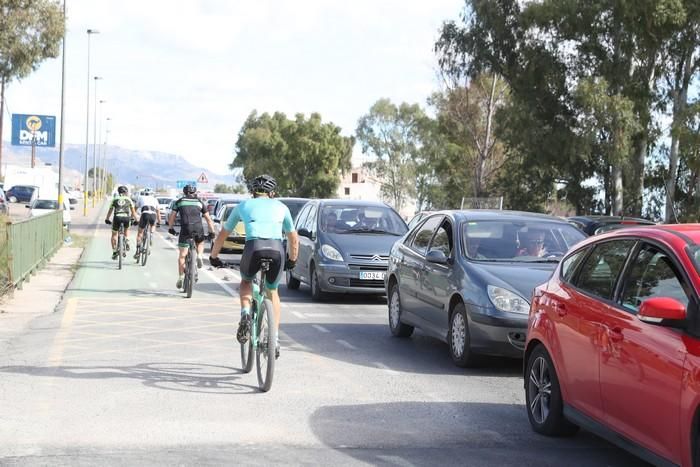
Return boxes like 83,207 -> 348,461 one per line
11,114 -> 56,147
176,180 -> 197,189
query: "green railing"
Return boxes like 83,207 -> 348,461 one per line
1,211 -> 63,293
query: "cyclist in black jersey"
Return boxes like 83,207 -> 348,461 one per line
167,185 -> 216,289
105,185 -> 139,260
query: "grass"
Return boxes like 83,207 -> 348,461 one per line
0,214 -> 11,297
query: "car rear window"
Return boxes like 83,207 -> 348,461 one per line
34,200 -> 58,210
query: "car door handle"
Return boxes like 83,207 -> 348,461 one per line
609,327 -> 623,343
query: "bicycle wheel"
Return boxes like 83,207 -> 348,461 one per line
118,230 -> 123,270
240,304 -> 254,373
256,298 -> 276,392
185,247 -> 195,298
140,230 -> 149,266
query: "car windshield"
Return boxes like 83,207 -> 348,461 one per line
34,200 -> 58,210
320,205 -> 407,236
222,204 -> 240,221
280,200 -> 307,221
462,220 -> 586,262
157,198 -> 172,205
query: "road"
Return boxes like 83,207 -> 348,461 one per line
0,217 -> 649,466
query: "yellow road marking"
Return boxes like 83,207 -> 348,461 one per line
47,297 -> 78,366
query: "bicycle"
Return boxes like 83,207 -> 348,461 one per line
138,225 -> 153,266
218,258 -> 277,392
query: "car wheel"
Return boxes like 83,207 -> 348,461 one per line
448,302 -> 479,367
388,283 -> 413,337
310,265 -> 325,301
286,269 -> 300,290
525,345 -> 579,436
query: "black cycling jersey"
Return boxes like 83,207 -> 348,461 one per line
111,196 -> 134,218
173,195 -> 206,225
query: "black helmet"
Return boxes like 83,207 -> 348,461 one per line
183,184 -> 196,195
117,185 -> 128,195
248,174 -> 277,194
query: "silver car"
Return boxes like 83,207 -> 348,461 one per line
286,199 -> 408,300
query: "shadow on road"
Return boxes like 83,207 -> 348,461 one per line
281,322 -> 522,377
308,401 -> 650,467
0,362 -> 260,395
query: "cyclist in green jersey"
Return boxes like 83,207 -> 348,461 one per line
105,185 -> 139,260
209,174 -> 299,358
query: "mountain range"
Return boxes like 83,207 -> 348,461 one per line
1,143 -> 240,189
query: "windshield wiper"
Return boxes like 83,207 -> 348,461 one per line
343,228 -> 400,235
524,258 -> 562,263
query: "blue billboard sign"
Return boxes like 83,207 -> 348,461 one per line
11,114 -> 56,147
176,180 -> 197,189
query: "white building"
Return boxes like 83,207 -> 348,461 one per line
336,166 -> 417,219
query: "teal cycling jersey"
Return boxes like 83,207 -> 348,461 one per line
224,197 -> 294,241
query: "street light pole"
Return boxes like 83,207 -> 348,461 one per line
83,28 -> 99,216
96,99 -> 105,199
57,0 -> 66,211
102,117 -> 111,196
92,76 -> 102,208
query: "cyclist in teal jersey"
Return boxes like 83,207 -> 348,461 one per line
209,174 -> 299,358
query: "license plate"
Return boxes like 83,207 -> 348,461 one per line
359,271 -> 385,280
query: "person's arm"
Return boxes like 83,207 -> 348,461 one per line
203,212 -> 216,236
167,211 -> 176,228
105,206 -> 113,222
211,206 -> 240,259
286,230 -> 299,261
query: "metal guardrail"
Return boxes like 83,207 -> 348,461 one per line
1,211 -> 63,293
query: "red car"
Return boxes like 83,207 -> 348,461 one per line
525,224 -> 700,467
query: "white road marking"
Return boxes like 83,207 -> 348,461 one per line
336,339 -> 358,350
290,311 -> 306,319
312,324 -> 330,333
374,362 -> 399,375
305,312 -> 330,318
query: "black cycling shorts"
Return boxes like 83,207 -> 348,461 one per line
112,216 -> 131,232
240,239 -> 284,289
138,213 -> 157,229
178,223 -> 204,248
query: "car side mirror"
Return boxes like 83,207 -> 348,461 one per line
25,204 -> 30,208
214,218 -> 220,223
298,228 -> 312,239
638,297 -> 687,324
426,250 -> 449,265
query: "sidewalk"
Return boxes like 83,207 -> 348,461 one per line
0,198 -> 106,347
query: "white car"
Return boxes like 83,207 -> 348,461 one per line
26,198 -> 72,227
156,197 -> 173,221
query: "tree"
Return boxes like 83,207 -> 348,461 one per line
356,99 -> 429,212
0,0 -> 64,178
232,111 -> 353,198
214,183 -> 245,194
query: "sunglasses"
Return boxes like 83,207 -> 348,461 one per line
528,239 -> 545,245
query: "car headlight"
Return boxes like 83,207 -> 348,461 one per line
321,244 -> 343,261
487,285 -> 530,314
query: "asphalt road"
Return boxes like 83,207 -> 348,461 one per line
0,218 -> 650,466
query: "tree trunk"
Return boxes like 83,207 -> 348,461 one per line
0,76 -> 5,181
665,52 -> 694,223
634,133 -> 647,216
477,74 -> 498,198
613,164 -> 624,216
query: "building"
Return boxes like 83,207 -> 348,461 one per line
336,166 -> 416,219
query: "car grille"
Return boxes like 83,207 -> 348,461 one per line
350,254 -> 390,262
349,279 -> 385,288
348,264 -> 387,271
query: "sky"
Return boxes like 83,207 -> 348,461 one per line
2,0 -> 465,175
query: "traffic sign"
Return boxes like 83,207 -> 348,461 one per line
197,172 -> 209,184
176,180 -> 197,189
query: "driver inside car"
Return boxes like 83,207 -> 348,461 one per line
517,230 -> 548,257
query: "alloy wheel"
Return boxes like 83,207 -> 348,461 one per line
389,288 -> 401,329
528,356 -> 552,425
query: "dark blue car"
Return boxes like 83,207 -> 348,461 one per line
385,210 -> 586,366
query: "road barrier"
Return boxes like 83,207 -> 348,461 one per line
0,211 -> 63,295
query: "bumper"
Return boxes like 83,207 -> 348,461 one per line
316,262 -> 387,295
223,237 -> 245,252
468,305 -> 528,358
